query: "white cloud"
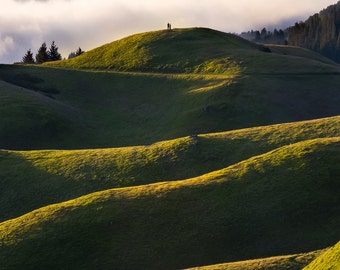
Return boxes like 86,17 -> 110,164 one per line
0,35 -> 15,57
0,0 -> 338,63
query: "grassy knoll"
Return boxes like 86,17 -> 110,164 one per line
186,249 -> 326,270
44,28 -> 249,73
45,28 -> 339,75
0,137 -> 339,269
303,241 -> 340,270
1,116 -> 339,222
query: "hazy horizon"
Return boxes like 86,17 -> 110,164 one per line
0,0 -> 338,63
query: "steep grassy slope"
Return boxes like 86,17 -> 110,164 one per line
1,116 -> 339,222
186,249 -> 326,270
303,241 -> 340,270
0,138 -> 339,269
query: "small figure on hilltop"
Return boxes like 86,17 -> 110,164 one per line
167,22 -> 172,30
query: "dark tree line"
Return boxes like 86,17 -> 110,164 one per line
240,28 -> 287,45
287,2 -> 340,62
22,41 -> 84,64
68,47 -> 84,59
240,2 -> 340,63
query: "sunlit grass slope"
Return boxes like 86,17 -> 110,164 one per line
1,116 -> 339,222
303,241 -> 340,270
45,28 -> 249,73
186,249 -> 326,270
45,27 -> 339,74
0,138 -> 339,270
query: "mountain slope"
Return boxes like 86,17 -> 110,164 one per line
0,137 -> 339,269
1,115 -> 339,222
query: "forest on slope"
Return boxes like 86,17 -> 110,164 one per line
241,1 -> 340,63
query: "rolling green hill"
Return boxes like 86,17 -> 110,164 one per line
0,137 -> 339,269
44,28 -> 250,73
1,115 -> 339,222
0,27 -> 340,269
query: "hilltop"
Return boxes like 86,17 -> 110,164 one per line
45,28 -> 252,73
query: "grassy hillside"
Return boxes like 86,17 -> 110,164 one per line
0,79 -> 82,149
186,249 -> 326,270
0,137 -> 339,269
303,241 -> 340,270
1,116 -> 339,222
1,62 -> 340,150
44,28 -> 250,73
1,27 -> 339,269
1,28 -> 340,150
45,27 -> 339,74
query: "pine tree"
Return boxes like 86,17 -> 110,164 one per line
35,42 -> 49,64
68,52 -> 76,59
68,47 -> 84,59
22,49 -> 35,64
48,41 -> 61,61
75,47 -> 84,56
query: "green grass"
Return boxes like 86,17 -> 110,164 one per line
1,115 -> 339,222
0,79 -> 82,149
1,63 -> 340,150
303,241 -> 340,270
186,249 -> 326,270
44,28 -> 250,73
1,28 -> 340,150
0,137 -> 339,269
1,27 -> 340,269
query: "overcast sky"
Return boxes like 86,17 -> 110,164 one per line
0,0 -> 338,63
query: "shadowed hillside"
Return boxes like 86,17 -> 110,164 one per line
0,138 -> 339,269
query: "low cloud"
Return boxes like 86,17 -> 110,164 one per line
0,35 -> 15,57
0,0 -> 337,63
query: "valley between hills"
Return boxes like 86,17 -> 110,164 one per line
0,27 -> 339,269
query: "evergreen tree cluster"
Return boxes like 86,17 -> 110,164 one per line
240,2 -> 340,63
68,47 -> 84,59
287,2 -> 340,63
22,42 -> 84,64
239,2 -> 340,63
240,28 -> 287,45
